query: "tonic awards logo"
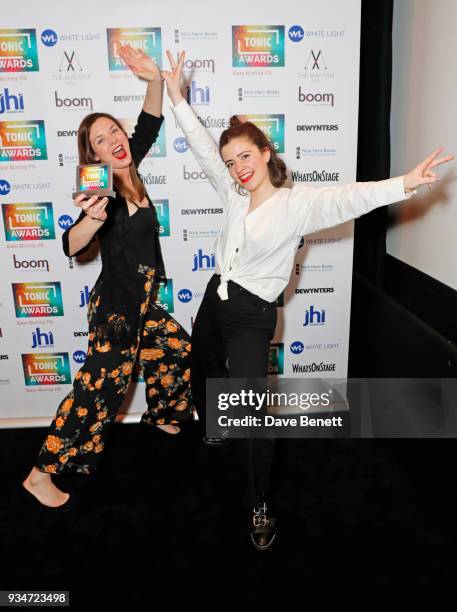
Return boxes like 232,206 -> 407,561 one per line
107,28 -> 162,71
2,202 -> 55,241
155,279 -> 174,313
12,282 -> 64,317
0,29 -> 39,72
22,352 -> 71,386
0,120 -> 47,161
237,114 -> 284,153
152,199 -> 170,236
120,117 -> 166,157
269,343 -> 284,375
232,25 -> 285,67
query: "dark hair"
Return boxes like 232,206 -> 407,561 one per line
77,112 -> 146,203
219,116 -> 287,193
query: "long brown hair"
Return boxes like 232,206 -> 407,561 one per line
219,116 -> 287,194
77,112 -> 146,203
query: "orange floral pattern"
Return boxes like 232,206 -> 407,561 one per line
35,266 -> 193,475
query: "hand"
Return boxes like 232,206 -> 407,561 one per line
74,194 -> 109,222
118,44 -> 161,82
161,50 -> 186,105
403,147 -> 454,193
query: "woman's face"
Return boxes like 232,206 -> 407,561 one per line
89,116 -> 132,170
221,137 -> 271,192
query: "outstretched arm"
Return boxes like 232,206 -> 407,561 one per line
118,45 -> 164,166
287,148 -> 454,237
162,50 -> 232,205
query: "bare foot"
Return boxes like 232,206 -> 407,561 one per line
22,467 -> 70,508
156,424 -> 181,435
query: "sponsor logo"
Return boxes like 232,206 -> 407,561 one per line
303,305 -> 326,327
288,25 -> 305,43
195,115 -> 228,129
183,57 -> 215,73
0,88 -> 24,114
183,228 -> 219,241
180,207 -> 223,215
296,146 -> 336,159
237,87 -> 280,101
22,352 -> 71,385
73,350 -> 87,364
177,289 -> 193,303
119,117 -> 166,157
31,327 -> 54,349
290,341 -> 304,354
298,50 -> 335,81
79,285 -> 90,308
292,362 -> 336,373
56,129 -> 78,137
40,29 -> 58,47
186,81 -> 210,105
237,114 -> 284,153
0,179 -> 11,195
58,50 -> 83,72
295,287 -> 334,294
155,279 -> 174,313
232,25 -> 285,67
291,170 -> 340,183
174,30 -> 218,43
303,236 -> 341,245
173,137 -> 189,153
297,124 -> 338,131
192,249 -> 215,271
107,28 -> 162,71
58,214 -> 74,230
2,202 -> 55,241
54,91 -> 93,112
0,120 -> 47,161
13,254 -> 49,272
0,29 -> 39,72
269,343 -> 284,375
183,166 -> 207,182
12,281 -> 64,317
295,263 -> 335,274
298,88 -> 334,106
139,173 -> 166,185
152,199 -> 170,236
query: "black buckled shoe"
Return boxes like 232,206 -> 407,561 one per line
251,494 -> 277,551
203,428 -> 231,446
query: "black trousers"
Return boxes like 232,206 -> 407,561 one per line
191,273 -> 277,506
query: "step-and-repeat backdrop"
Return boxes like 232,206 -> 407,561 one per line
0,0 -> 361,426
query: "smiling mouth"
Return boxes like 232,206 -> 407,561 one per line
239,171 -> 254,184
112,145 -> 127,160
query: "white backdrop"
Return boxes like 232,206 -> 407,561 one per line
0,0 -> 361,426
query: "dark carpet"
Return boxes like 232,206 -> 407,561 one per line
0,423 -> 455,608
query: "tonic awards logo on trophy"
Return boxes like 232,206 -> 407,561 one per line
72,162 -> 115,199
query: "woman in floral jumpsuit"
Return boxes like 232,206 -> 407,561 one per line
21,46 -> 192,509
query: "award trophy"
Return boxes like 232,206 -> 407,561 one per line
72,163 -> 116,199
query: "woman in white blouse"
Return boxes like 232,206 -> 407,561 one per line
124,48 -> 452,551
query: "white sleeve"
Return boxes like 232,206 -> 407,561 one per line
171,99 -> 233,206
286,176 -> 415,237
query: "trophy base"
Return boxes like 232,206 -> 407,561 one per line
72,189 -> 116,200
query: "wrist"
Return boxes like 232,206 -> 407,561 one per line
170,93 -> 185,106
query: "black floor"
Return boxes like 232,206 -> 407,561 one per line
1,423 -> 455,608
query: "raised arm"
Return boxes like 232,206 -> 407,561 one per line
162,50 -> 232,204
118,45 -> 164,166
287,148 -> 453,237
